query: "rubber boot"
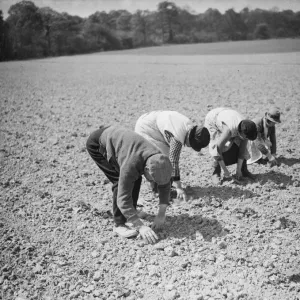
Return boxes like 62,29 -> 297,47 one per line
242,160 -> 256,180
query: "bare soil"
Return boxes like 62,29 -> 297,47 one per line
0,43 -> 300,300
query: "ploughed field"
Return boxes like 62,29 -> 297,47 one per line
0,39 -> 300,300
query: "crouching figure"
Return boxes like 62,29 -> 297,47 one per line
135,110 -> 210,201
86,125 -> 172,244
204,107 -> 258,185
247,107 -> 281,167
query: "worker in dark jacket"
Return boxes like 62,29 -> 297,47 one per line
86,125 -> 172,244
247,107 -> 281,167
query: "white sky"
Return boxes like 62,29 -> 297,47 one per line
1,0 -> 300,18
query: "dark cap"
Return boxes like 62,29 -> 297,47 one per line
239,120 -> 257,141
189,126 -> 210,152
145,154 -> 172,185
266,107 -> 281,123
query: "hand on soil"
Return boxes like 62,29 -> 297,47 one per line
231,174 -> 242,184
224,170 -> 231,178
139,225 -> 159,244
235,170 -> 243,181
152,215 -> 166,230
269,157 -> 279,167
176,188 -> 187,202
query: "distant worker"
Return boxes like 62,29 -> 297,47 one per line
247,107 -> 281,167
204,107 -> 258,185
135,110 -> 210,201
86,125 -> 172,244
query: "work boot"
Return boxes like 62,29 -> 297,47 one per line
242,160 -> 256,180
212,162 -> 221,185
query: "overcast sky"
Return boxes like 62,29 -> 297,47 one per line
1,0 -> 300,18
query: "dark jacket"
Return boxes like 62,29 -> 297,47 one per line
252,117 -> 276,155
99,125 -> 170,223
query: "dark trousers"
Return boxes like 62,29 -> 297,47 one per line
213,143 -> 247,175
86,128 -> 142,226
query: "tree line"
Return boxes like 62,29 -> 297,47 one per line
0,0 -> 300,61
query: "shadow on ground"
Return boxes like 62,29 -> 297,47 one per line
254,156 -> 300,167
185,185 -> 259,202
95,206 -> 227,242
277,156 -> 300,167
257,170 -> 296,187
162,214 -> 227,242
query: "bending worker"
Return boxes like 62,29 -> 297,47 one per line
135,110 -> 210,201
204,107 -> 258,185
247,107 -> 281,167
86,125 -> 172,244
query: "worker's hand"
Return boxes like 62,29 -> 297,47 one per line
223,170 -> 238,184
268,156 -> 278,167
224,170 -> 231,178
176,188 -> 187,202
152,215 -> 166,231
138,225 -> 159,244
235,169 -> 243,181
265,140 -> 272,148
